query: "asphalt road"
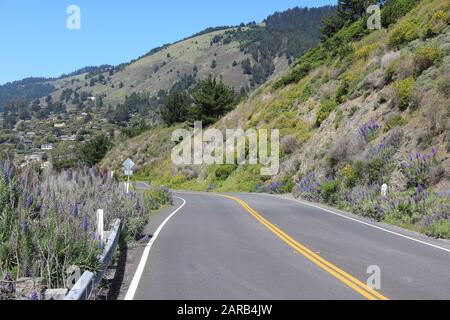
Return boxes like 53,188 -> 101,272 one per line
126,191 -> 450,300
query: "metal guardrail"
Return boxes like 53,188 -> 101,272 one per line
64,219 -> 122,300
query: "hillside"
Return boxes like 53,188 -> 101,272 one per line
0,6 -> 334,111
0,6 -> 334,166
102,0 -> 450,238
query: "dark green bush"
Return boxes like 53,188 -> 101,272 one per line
321,178 -> 340,202
316,99 -> 338,127
381,0 -> 421,28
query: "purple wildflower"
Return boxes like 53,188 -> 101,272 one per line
30,289 -> 39,301
417,184 -> 424,194
268,182 -> 281,193
21,221 -> 28,235
26,195 -> 34,208
82,216 -> 89,232
71,203 -> 79,217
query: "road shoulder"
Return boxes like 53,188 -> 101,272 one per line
100,198 -> 185,300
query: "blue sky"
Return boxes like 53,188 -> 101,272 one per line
0,0 -> 336,85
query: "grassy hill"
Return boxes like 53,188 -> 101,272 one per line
102,0 -> 450,238
0,6 -> 334,112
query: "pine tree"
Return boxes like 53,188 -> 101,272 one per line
190,75 -> 237,126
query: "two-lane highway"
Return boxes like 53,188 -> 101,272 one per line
125,192 -> 450,300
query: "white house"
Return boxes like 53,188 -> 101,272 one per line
41,144 -> 54,151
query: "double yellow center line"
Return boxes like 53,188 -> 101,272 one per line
221,195 -> 389,301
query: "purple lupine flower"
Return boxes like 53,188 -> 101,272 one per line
30,289 -> 39,301
82,216 -> 89,232
26,195 -> 34,208
268,182 -> 281,193
447,189 -> 450,197
432,147 -> 437,156
417,184 -> 424,194
21,221 -> 28,235
71,203 -> 79,217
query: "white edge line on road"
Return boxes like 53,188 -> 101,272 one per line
124,196 -> 187,300
256,193 -> 450,254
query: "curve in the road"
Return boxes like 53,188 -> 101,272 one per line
220,194 -> 388,300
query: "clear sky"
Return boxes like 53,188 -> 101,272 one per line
0,0 -> 336,85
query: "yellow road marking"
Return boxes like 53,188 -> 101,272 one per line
221,194 -> 389,301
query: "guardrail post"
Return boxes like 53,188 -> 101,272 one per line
64,219 -> 122,300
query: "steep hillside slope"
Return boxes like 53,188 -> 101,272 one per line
102,0 -> 450,238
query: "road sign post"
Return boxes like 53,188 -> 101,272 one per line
123,158 -> 135,194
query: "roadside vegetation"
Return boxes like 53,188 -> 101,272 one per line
0,161 -> 171,300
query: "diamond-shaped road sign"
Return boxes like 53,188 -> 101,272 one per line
123,158 -> 135,171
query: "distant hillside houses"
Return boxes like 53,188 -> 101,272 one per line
60,135 -> 76,141
41,144 -> 53,151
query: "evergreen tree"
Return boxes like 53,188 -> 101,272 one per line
162,91 -> 191,125
80,133 -> 112,167
189,76 -> 237,126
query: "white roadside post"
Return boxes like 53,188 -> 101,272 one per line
381,184 -> 388,197
123,158 -> 135,194
97,209 -> 104,241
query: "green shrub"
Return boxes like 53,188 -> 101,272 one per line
427,220 -> 450,239
388,20 -> 419,48
279,176 -> 295,194
321,178 -> 340,202
381,0 -> 421,28
145,186 -> 173,210
393,77 -> 415,111
275,61 -> 312,89
298,84 -> 312,103
213,165 -> 237,181
402,153 -> 439,189
426,10 -> 449,35
413,44 -> 444,76
316,99 -> 338,127
367,157 -> 385,183
385,114 -> 406,132
343,162 -> 363,188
